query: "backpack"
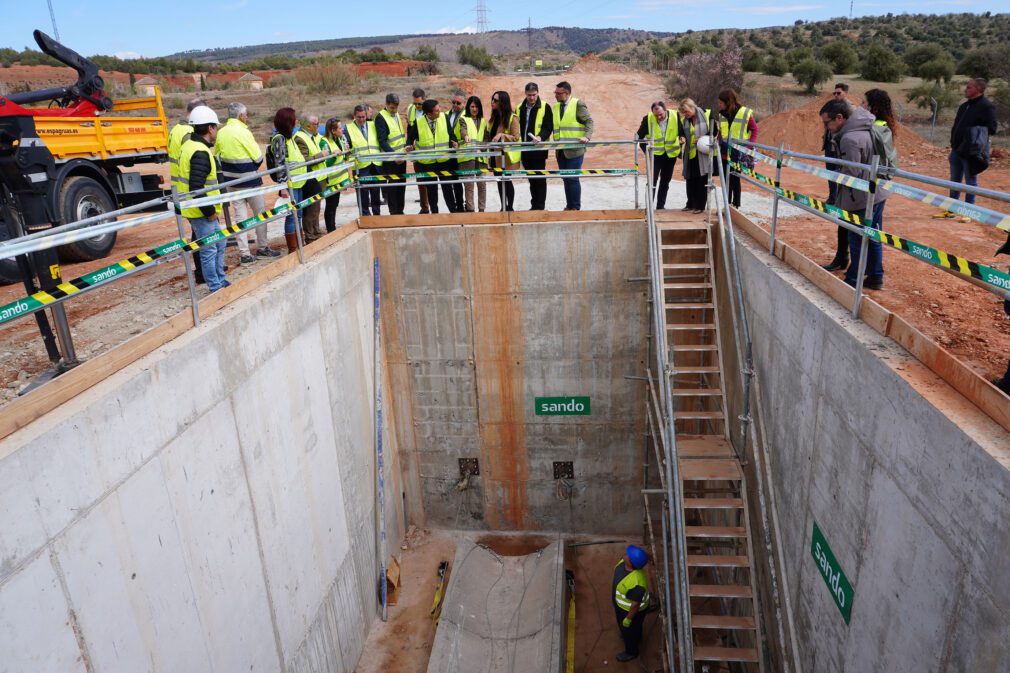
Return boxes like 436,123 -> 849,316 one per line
869,122 -> 898,178
266,133 -> 288,183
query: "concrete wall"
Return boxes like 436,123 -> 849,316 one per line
0,232 -> 403,673
735,234 -> 1010,673
373,221 -> 650,534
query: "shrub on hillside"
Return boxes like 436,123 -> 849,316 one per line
992,86 -> 1010,135
742,49 -> 764,73
958,44 -> 1010,80
295,61 -> 356,93
414,45 -> 438,63
793,59 -> 833,93
906,81 -> 961,115
903,44 -> 951,74
821,41 -> 859,74
785,46 -> 814,70
458,44 -> 495,72
917,58 -> 955,84
762,55 -> 788,77
861,42 -> 905,82
665,39 -> 743,110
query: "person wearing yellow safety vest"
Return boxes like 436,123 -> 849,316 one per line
293,115 -> 325,240
717,88 -> 759,209
375,93 -> 407,215
456,95 -> 488,213
179,105 -> 229,292
168,98 -> 206,191
635,101 -> 681,210
518,82 -> 554,211
678,98 -> 715,214
407,88 -> 430,214
444,90 -> 468,213
320,117 -> 352,232
215,102 -> 281,264
612,545 -> 653,662
406,99 -> 459,214
485,91 -> 520,211
345,104 -> 382,217
271,107 -> 309,254
553,81 -> 593,211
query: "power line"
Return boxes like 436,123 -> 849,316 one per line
473,0 -> 490,34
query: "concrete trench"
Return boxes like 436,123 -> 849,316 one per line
0,212 -> 1007,673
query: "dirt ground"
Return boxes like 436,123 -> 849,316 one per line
1,59 -> 1008,406
357,529 -> 662,673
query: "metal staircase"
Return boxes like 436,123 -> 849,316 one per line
658,214 -> 765,672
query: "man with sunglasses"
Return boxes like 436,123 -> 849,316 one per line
444,90 -> 467,212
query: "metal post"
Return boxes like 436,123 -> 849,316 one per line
170,185 -> 201,327
851,155 -> 879,318
374,257 -> 388,622
285,158 -> 305,264
49,304 -> 77,364
499,147 -> 507,213
634,137 -> 640,210
768,142 -> 784,255
660,492 -> 674,667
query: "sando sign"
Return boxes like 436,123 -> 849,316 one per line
811,522 -> 854,624
535,396 -> 591,416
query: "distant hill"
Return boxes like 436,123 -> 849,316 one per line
166,27 -> 678,64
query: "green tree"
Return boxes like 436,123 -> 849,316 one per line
917,57 -> 955,83
414,44 -> 438,62
906,81 -> 960,115
861,42 -> 905,82
741,49 -> 764,72
903,44 -> 951,75
786,46 -> 814,69
762,55 -> 788,77
793,58 -> 833,92
992,85 -> 1010,135
457,44 -> 494,72
958,44 -> 1010,81
821,41 -> 859,74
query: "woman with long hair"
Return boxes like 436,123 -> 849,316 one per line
485,90 -> 519,211
678,98 -> 714,213
862,88 -> 897,136
717,88 -> 758,208
320,117 -> 352,232
271,107 -> 307,253
458,95 -> 488,212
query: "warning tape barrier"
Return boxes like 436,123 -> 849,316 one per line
867,228 -> 1010,292
730,161 -> 864,225
876,179 -> 1010,233
781,156 -> 870,192
360,167 -> 637,182
733,144 -> 778,168
0,182 -> 351,326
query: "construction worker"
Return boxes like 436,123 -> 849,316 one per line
215,102 -> 280,263
636,101 -> 681,210
717,89 -> 758,209
553,81 -> 593,211
406,99 -> 458,214
320,117 -> 352,232
294,115 -> 324,240
613,545 -> 652,663
518,82 -> 553,211
407,88 -> 430,213
179,105 -> 228,292
169,98 -> 206,282
375,93 -> 407,215
345,104 -> 382,216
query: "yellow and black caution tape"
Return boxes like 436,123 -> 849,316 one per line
0,182 -> 351,325
730,161 -> 863,225
866,228 -> 1010,291
877,179 -> 1010,232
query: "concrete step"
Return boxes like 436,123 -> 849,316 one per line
680,459 -> 743,480
687,554 -> 750,568
671,388 -> 723,397
691,614 -> 756,630
664,282 -> 712,290
672,344 -> 718,352
684,497 -> 744,509
689,584 -> 754,598
665,302 -> 715,310
673,366 -> 721,374
676,435 -> 734,458
694,646 -> 760,663
668,323 -> 716,331
661,243 -> 708,250
686,525 -> 748,538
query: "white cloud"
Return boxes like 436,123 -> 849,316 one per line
433,26 -> 478,34
736,2 -> 823,12
114,51 -> 142,60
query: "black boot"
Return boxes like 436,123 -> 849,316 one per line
822,226 -> 849,271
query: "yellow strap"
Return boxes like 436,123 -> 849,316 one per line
565,595 -> 576,673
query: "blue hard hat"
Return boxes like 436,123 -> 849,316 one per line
626,545 -> 647,569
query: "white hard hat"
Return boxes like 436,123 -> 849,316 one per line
697,135 -> 713,155
188,105 -> 220,126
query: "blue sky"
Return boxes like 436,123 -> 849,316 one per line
5,0 -> 989,58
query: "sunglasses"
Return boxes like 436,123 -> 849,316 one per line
452,101 -> 463,106
833,91 -> 844,96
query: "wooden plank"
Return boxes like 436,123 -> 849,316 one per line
684,497 -> 744,509
694,646 -> 760,662
670,388 -> 723,396
0,222 -> 362,446
664,263 -> 710,269
687,554 -> 749,567
680,458 -> 742,480
662,243 -> 708,250
691,614 -> 756,630
665,302 -> 715,309
689,584 -> 753,598
668,323 -> 716,331
510,208 -> 645,224
675,411 -> 725,421
673,344 -> 718,351
686,525 -> 747,538
676,435 -> 734,457
664,282 -> 712,290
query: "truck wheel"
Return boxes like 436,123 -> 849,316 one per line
56,176 -> 118,263
0,216 -> 23,284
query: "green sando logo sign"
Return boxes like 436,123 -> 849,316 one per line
811,522 -> 854,624
535,396 -> 590,415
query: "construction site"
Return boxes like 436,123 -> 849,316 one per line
2,21 -> 1010,673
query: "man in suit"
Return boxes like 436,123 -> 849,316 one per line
444,90 -> 467,212
518,82 -> 553,211
553,81 -> 594,210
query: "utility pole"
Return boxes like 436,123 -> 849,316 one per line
849,0 -> 854,19
47,0 -> 61,41
474,0 -> 490,34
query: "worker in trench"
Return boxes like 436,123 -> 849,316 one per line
613,544 -> 655,662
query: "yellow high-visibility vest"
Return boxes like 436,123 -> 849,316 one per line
459,115 -> 488,166
613,561 -> 651,612
647,112 -> 681,159
378,109 -> 406,152
413,114 -> 450,166
553,97 -> 586,141
346,121 -> 380,169
168,122 -> 193,189
320,134 -> 351,187
684,108 -> 713,161
178,138 -> 222,219
718,106 -> 754,143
